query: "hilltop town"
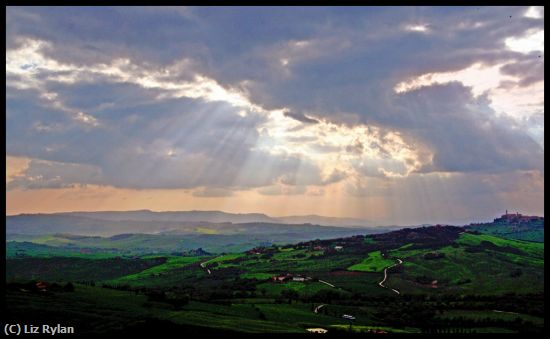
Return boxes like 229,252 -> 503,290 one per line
466,211 -> 544,242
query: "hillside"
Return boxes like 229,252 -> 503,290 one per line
465,218 -> 544,242
7,226 -> 544,294
6,225 -> 544,333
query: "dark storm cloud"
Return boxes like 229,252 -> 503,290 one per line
283,111 -> 319,124
500,57 -> 544,87
6,6 -> 544,192
388,84 -> 544,173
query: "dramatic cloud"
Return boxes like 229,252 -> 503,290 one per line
6,6 -> 544,223
283,111 -> 319,124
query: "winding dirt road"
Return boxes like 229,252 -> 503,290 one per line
378,258 -> 403,294
314,304 -> 326,314
200,261 -> 212,275
318,279 -> 336,288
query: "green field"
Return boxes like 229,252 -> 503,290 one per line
202,253 -> 245,268
457,233 -> 544,256
240,273 -> 274,280
108,256 -> 201,284
347,251 -> 395,272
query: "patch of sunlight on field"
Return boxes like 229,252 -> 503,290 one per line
194,227 -> 219,234
203,253 -> 245,267
347,251 -> 395,272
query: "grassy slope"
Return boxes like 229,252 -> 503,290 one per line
457,233 -> 544,257
240,273 -> 274,280
7,241 -> 120,259
203,253 -> 245,269
469,221 -> 544,242
7,232 -> 544,296
257,281 -> 336,297
108,256 -> 201,284
5,285 -> 305,333
5,286 -> 373,333
6,257 -> 166,282
348,250 -> 395,272
385,233 -> 544,295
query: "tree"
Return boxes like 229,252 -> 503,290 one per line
63,282 -> 75,292
258,311 -> 267,320
510,268 -> 523,278
281,289 -> 299,303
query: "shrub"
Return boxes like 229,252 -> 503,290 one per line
63,282 -> 75,292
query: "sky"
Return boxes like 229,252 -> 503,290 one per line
5,6 -> 544,225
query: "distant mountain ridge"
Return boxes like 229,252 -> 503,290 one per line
8,210 -> 372,228
6,210 -> 395,246
275,215 -> 369,227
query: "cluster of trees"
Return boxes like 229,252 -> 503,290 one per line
143,291 -> 189,309
423,252 -> 446,260
510,268 -> 523,278
275,289 -> 300,304
101,283 -> 132,290
455,278 -> 471,285
373,226 -> 463,251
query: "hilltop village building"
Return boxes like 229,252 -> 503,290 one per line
493,210 -> 544,224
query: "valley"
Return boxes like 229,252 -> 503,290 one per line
6,223 -> 544,334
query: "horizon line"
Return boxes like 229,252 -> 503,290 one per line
5,208 -> 542,226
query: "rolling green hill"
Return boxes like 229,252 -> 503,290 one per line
464,219 -> 544,242
5,225 -> 544,334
